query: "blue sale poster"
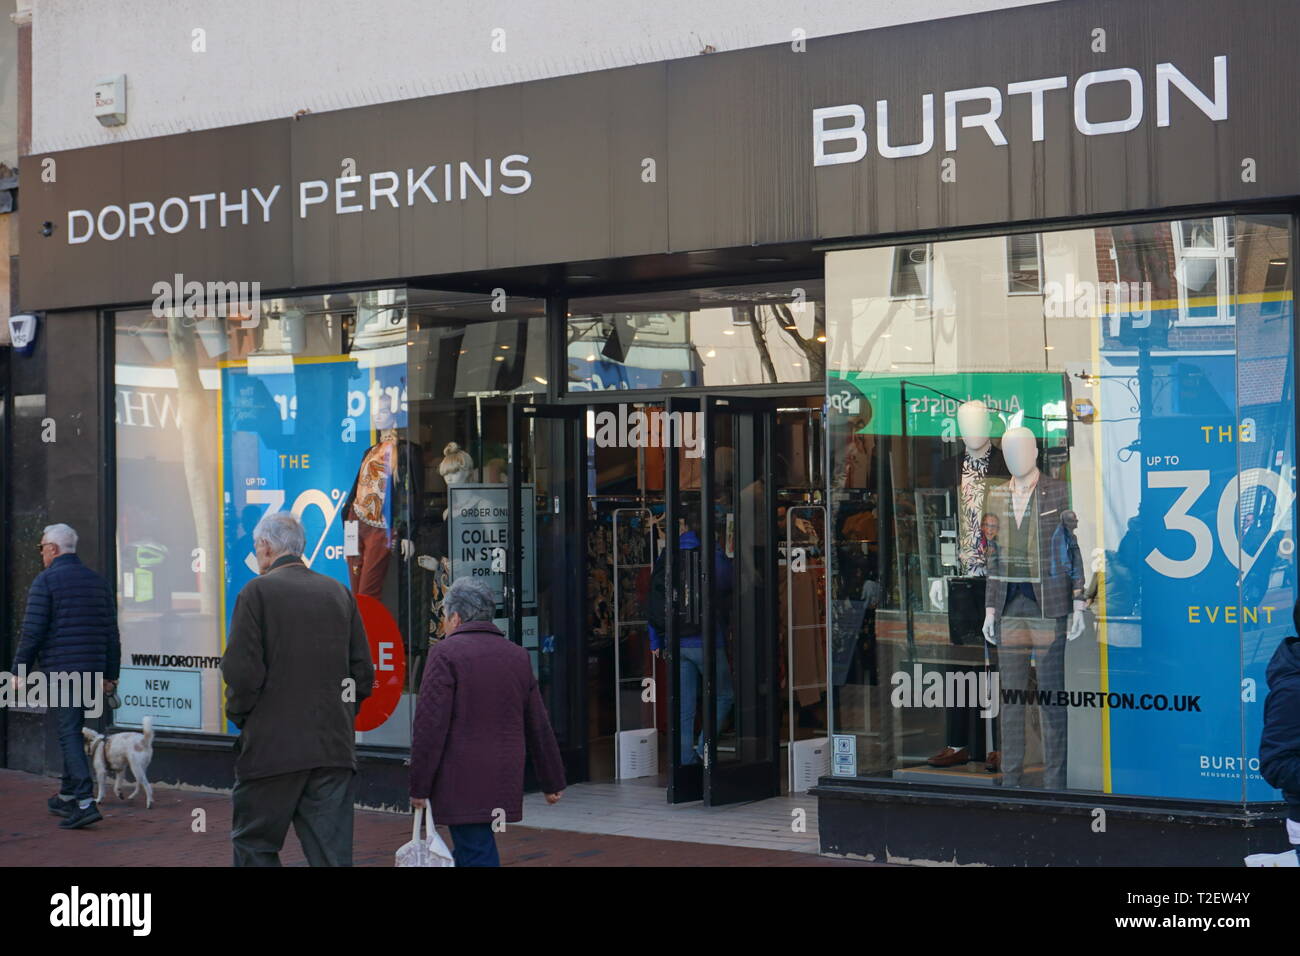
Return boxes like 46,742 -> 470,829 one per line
1102,298 -> 1296,801
218,353 -> 408,731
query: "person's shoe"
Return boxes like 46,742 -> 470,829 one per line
926,746 -> 970,768
986,751 -> 1001,773
47,794 -> 76,818
58,801 -> 102,829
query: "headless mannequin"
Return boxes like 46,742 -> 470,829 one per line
345,405 -> 414,599
981,428 -> 1084,643
928,401 -> 1000,766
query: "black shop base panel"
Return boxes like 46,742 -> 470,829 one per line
811,780 -> 1289,867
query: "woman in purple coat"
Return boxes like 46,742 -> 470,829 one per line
409,577 -> 566,866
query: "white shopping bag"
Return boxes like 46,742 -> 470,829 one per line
396,806 -> 455,868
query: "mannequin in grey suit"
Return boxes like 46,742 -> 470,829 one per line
981,427 -> 1086,789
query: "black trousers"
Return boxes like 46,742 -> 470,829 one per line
231,767 -> 357,867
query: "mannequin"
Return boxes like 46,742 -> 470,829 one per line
926,400 -> 1008,768
928,400 -> 1009,610
439,442 -> 476,518
979,426 -> 1085,790
342,401 -> 422,599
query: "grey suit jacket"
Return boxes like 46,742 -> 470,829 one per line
983,474 -> 1084,620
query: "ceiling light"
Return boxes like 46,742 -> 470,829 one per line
705,349 -> 717,358
723,329 -> 735,335
494,355 -> 505,362
533,376 -> 548,385
1045,345 -> 1055,350
570,274 -> 597,281
817,335 -> 827,343
500,344 -> 510,349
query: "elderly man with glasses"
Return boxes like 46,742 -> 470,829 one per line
12,523 -> 121,830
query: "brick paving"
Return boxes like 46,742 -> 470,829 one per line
0,769 -> 874,867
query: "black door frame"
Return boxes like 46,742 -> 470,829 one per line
509,399 -> 590,787
701,394 -> 782,806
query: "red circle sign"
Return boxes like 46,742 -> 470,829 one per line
353,594 -> 407,732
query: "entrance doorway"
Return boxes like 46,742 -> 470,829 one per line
541,396 -> 828,805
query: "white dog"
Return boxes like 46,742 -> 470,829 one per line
82,716 -> 155,810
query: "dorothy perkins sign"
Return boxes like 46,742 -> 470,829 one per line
814,55 -> 1228,165
65,154 -> 533,245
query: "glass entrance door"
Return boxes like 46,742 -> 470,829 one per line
508,401 -> 589,785
700,396 -> 781,805
663,395 -> 705,803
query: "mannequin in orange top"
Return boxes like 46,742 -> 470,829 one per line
341,401 -> 423,599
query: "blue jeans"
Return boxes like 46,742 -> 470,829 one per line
679,644 -> 735,765
448,823 -> 500,867
54,704 -> 94,802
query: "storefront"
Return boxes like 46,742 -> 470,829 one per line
6,0 -> 1300,863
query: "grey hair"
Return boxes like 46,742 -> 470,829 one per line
444,578 -> 496,623
253,511 -> 305,558
43,523 -> 78,554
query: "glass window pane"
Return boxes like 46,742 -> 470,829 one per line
567,281 -> 824,391
891,245 -> 930,298
825,215 -> 1296,804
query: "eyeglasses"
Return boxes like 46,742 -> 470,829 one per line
37,542 -> 52,551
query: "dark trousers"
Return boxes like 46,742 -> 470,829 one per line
231,767 -> 356,866
944,645 -> 1000,758
54,704 -> 94,802
449,823 -> 500,867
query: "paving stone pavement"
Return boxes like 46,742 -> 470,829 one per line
0,769 -> 876,867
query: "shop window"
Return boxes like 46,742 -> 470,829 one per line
890,244 -> 931,299
566,281 -> 825,391
825,214 -> 1296,805
1006,233 -> 1043,294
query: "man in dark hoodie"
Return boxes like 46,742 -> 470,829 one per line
1259,602 -> 1300,862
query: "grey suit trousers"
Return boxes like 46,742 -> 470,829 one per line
997,594 -> 1068,790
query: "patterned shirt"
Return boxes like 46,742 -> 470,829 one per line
958,451 -> 991,575
352,439 -> 396,530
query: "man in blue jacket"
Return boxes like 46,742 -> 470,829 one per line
12,524 -> 121,829
1260,601 -> 1300,860
648,508 -> 734,766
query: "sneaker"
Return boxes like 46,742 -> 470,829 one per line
47,794 -> 76,818
926,746 -> 970,768
58,801 -> 102,830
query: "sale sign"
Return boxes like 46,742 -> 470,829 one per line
1100,300 -> 1297,801
219,353 -> 410,735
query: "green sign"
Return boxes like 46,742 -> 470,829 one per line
829,371 -> 1068,439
